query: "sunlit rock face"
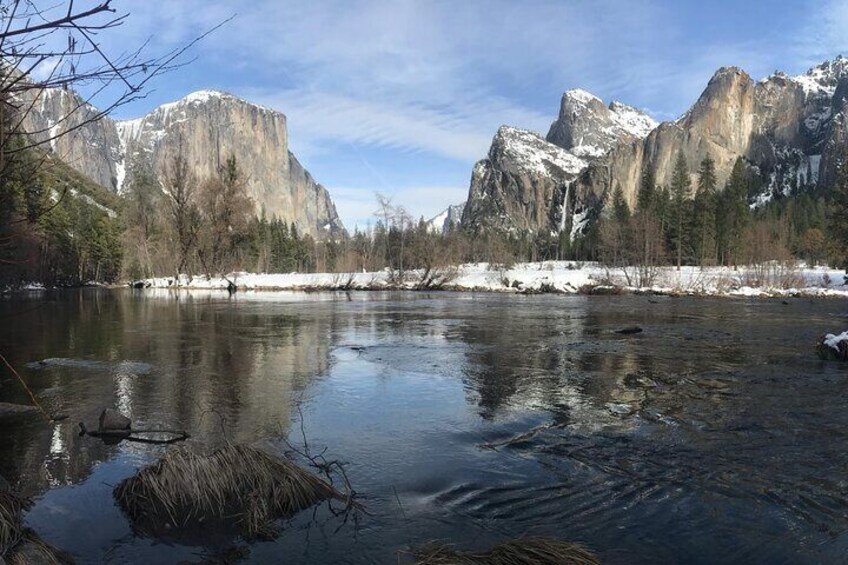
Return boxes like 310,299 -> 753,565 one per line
464,57 -> 848,235
20,87 -> 345,239
462,91 -> 656,238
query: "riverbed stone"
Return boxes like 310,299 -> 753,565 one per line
0,402 -> 38,419
99,409 -> 131,432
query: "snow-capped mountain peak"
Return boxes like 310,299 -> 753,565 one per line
494,125 -> 587,177
426,203 -> 465,234
564,88 -> 603,105
547,90 -> 656,158
608,100 -> 658,139
792,55 -> 848,97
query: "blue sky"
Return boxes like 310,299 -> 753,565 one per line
77,1 -> 848,229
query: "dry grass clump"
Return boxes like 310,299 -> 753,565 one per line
1,492 -> 73,564
0,491 -> 28,556
114,444 -> 344,539
410,537 -> 600,565
6,529 -> 75,565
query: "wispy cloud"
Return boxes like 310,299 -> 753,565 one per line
244,88 -> 550,162
100,0 -> 848,225
112,0 -> 675,160
793,0 -> 848,69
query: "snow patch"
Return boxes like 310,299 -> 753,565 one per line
68,188 -> 117,218
824,331 -> 848,351
804,107 -> 832,131
565,88 -> 602,105
496,126 -> 587,177
136,263 -> 848,298
791,56 -> 848,98
570,207 -> 591,240
608,101 -> 658,139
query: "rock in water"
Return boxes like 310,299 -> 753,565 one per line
817,332 -> 848,361
99,409 -> 131,432
0,402 -> 38,420
616,326 -> 644,335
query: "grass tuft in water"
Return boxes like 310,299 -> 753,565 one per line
114,444 -> 344,539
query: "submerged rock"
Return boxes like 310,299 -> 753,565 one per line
607,403 -> 633,415
0,402 -> 38,420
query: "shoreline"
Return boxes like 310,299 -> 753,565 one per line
7,262 -> 848,299
130,262 -> 848,300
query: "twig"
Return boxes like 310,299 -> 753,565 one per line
392,485 -> 406,519
281,399 -> 367,516
0,350 -> 52,422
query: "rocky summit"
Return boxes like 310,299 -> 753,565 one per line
20,87 -> 345,239
461,126 -> 591,235
461,56 -> 848,239
426,203 -> 465,235
461,93 -> 656,237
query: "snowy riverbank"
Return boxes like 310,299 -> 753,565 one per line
136,262 -> 848,298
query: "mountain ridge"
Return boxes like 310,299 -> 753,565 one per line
20,85 -> 346,239
460,55 -> 848,239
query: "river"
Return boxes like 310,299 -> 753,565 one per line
0,289 -> 846,563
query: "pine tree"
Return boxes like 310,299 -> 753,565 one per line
637,166 -> 656,212
724,158 -> 750,268
693,155 -> 717,266
669,152 -> 691,270
828,148 -> 848,271
611,183 -> 631,226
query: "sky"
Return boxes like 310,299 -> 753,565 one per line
58,0 -> 848,230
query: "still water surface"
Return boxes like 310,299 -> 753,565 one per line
1,289 -> 847,564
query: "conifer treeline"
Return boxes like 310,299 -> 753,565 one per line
596,153 -> 837,274
0,117 -> 123,287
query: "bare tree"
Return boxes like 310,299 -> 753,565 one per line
122,154 -> 162,278
197,154 -> 253,275
0,1 -> 231,157
374,192 -> 394,266
162,140 -> 199,277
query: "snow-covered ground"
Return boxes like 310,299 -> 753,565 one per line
136,262 -> 848,298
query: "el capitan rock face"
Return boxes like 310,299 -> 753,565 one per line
19,88 -> 345,239
117,91 -> 345,239
463,56 -> 848,237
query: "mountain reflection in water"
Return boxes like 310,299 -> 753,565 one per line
0,289 -> 845,564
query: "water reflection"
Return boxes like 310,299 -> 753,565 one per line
1,290 -> 846,563
0,290 -> 335,496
